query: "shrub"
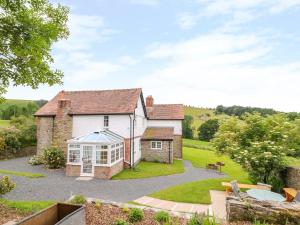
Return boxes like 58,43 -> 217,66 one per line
0,137 -> 6,156
69,195 -> 86,205
0,127 -> 21,153
113,219 -> 129,225
154,211 -> 170,223
252,219 -> 269,225
198,119 -> 219,141
188,213 -> 202,225
0,176 -> 15,195
128,208 -> 144,222
95,200 -> 101,210
183,115 -> 194,139
188,213 -> 219,225
28,155 -> 44,166
43,147 -> 65,169
121,207 -> 130,213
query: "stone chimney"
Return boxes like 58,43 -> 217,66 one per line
146,95 -> 154,107
52,90 -> 72,156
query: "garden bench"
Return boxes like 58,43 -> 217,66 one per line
222,182 -> 271,193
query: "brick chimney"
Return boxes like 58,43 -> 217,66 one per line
52,90 -> 72,156
146,95 -> 154,107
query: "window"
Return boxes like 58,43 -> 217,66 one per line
96,151 -> 108,164
101,145 -> 108,149
151,141 -> 162,150
68,144 -> 80,163
116,148 -> 120,160
104,115 -> 109,127
111,150 -> 116,163
120,147 -> 124,158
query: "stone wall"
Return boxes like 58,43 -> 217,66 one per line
36,116 -> 54,155
141,140 -> 173,164
94,160 -> 123,179
284,166 -> 300,189
52,100 -> 73,156
66,164 -> 81,177
173,135 -> 182,159
226,196 -> 300,225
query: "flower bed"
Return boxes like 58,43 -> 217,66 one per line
0,203 -> 30,224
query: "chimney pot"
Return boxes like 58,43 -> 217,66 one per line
146,95 -> 154,107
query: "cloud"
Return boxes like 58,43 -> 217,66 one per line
177,12 -> 197,29
140,31 -> 300,112
129,0 -> 159,6
118,56 -> 140,65
52,14 -> 122,86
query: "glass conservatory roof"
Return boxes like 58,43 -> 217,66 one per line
67,130 -> 123,144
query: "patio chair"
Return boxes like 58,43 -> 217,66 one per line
230,180 -> 241,199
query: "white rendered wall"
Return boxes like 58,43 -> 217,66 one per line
134,96 -> 147,137
72,115 -> 131,138
147,120 -> 182,135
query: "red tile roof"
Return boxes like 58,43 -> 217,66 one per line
147,104 -> 184,120
34,88 -> 142,116
142,127 -> 174,140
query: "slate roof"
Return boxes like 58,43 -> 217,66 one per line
146,104 -> 184,120
141,127 -> 174,140
34,88 -> 142,116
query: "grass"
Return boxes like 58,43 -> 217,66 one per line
0,169 -> 45,178
183,138 -> 214,151
286,156 -> 300,167
184,106 -> 229,137
0,199 -> 54,213
112,160 -> 184,180
0,119 -> 10,128
149,147 -> 251,204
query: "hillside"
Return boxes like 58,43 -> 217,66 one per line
184,106 -> 229,137
0,99 -> 36,110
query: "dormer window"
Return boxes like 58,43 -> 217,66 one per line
104,115 -> 109,128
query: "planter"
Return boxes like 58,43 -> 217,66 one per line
16,203 -> 85,225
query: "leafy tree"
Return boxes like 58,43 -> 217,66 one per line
183,115 -> 194,139
197,119 -> 219,141
213,113 -> 299,190
35,99 -> 48,107
0,0 -> 69,100
215,105 -> 277,117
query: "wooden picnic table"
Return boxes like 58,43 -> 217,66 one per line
221,182 -> 271,193
283,188 -> 297,202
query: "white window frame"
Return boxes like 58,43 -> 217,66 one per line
104,115 -> 109,128
151,141 -> 162,150
68,144 -> 81,164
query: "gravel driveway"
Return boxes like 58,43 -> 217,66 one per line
0,157 -> 224,202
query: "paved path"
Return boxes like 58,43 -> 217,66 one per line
134,191 -> 227,219
0,157 -> 224,203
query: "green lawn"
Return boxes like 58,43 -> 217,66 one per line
286,156 -> 300,167
0,120 -> 10,128
112,160 -> 184,180
183,138 -> 214,151
0,199 -> 54,213
150,147 -> 251,204
0,169 -> 45,178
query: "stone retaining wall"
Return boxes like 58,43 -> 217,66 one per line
285,166 -> 300,189
226,196 -> 300,225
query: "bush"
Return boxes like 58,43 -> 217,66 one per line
113,219 -> 129,225
69,195 -> 86,205
188,213 -> 219,225
28,155 -> 44,166
0,127 -> 21,153
188,213 -> 202,225
183,115 -> 194,139
0,137 -> 6,156
0,176 -> 15,195
43,147 -> 65,169
154,211 -> 170,223
128,208 -> 144,222
198,119 -> 219,141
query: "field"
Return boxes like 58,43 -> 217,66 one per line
184,106 -> 229,137
0,99 -> 35,110
0,120 -> 10,128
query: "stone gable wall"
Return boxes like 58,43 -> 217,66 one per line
36,117 -> 54,155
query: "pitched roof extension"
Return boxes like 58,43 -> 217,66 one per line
141,127 -> 174,140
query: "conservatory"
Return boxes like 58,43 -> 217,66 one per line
66,130 -> 124,179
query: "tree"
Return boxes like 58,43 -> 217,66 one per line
198,119 -> 219,141
183,115 -> 194,139
0,0 -> 69,100
213,113 -> 298,191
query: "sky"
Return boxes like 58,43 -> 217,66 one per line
5,0 -> 300,112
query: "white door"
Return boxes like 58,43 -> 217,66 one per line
81,145 -> 93,176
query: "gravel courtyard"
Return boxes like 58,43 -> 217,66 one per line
0,157 -> 224,202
